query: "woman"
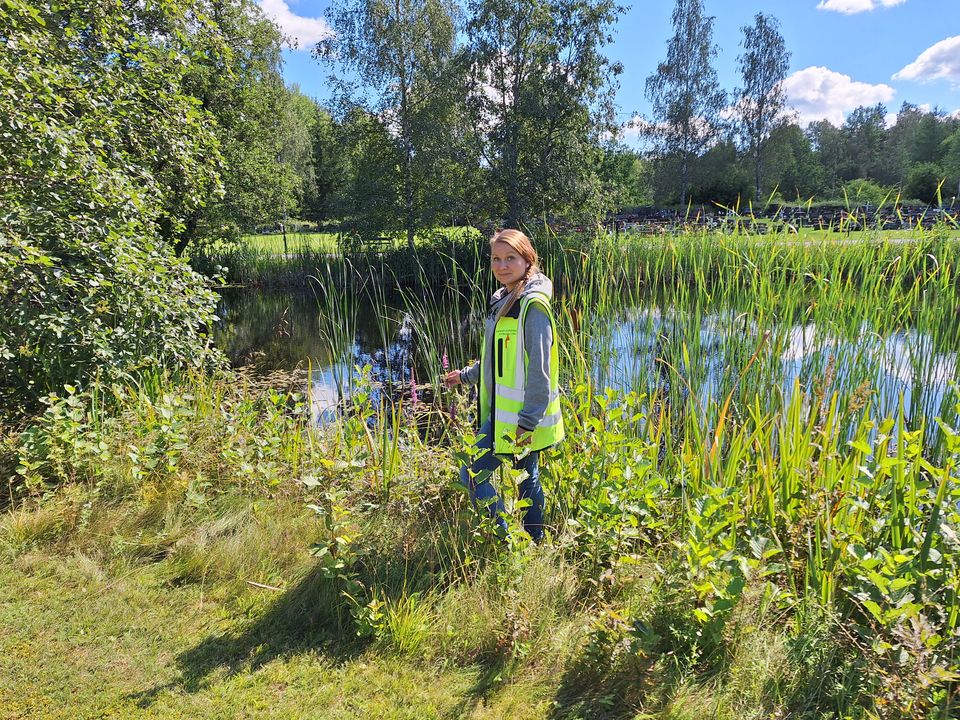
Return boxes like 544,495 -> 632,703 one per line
443,229 -> 564,541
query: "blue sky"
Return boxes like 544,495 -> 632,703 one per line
261,0 -> 960,134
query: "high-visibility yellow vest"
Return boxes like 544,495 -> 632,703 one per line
479,292 -> 564,455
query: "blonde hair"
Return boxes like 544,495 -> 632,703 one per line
490,229 -> 539,320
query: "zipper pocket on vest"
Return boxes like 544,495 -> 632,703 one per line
497,338 -> 503,379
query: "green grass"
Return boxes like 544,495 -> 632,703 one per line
4,359 -> 958,717
233,227 -> 484,256
238,231 -> 340,254
0,481 -> 880,720
0,547 -> 478,719
8,228 -> 960,717
234,227 -> 937,258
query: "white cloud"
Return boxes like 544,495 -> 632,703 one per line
613,116 -> 656,149
618,115 -> 718,150
783,66 -> 895,126
257,0 -> 333,48
621,116 -> 655,138
892,36 -> 960,87
817,0 -> 907,14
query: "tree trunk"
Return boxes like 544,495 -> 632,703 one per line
504,125 -> 520,228
754,143 -> 762,203
680,152 -> 689,206
397,0 -> 416,253
173,213 -> 198,257
405,144 -> 415,252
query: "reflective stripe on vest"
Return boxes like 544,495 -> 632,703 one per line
494,383 -> 560,405
494,408 -> 563,428
479,293 -> 565,455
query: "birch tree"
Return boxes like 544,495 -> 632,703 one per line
644,0 -> 725,205
464,0 -> 623,227
736,12 -> 791,202
316,0 -> 458,250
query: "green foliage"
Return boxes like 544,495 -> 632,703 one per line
735,12 -> 791,201
317,0 -> 461,249
0,0 -> 222,417
7,361 -> 960,714
333,109 -> 407,239
596,147 -> 653,209
8,372 -> 307,499
768,123 -> 827,201
464,0 -> 624,226
178,0 -> 301,247
299,102 -> 348,222
942,128 -> 960,200
841,178 -> 896,208
842,104 -> 888,182
688,140 -> 753,206
644,0 -> 726,204
905,162 -> 946,206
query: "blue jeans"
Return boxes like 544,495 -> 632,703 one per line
458,419 -> 545,541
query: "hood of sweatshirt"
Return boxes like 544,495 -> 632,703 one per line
519,271 -> 553,301
490,271 -> 553,310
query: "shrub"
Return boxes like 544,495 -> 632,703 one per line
0,0 -> 224,418
840,178 -> 896,208
905,163 -> 945,206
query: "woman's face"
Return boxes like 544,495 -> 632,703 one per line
490,241 -> 529,288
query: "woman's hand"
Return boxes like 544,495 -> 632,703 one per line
443,370 -> 462,388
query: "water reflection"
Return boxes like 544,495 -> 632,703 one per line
214,288 -> 959,441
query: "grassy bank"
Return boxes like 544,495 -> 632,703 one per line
3,361 -> 959,717
7,230 -> 960,717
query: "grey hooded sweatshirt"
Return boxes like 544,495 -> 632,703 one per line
459,272 -> 555,432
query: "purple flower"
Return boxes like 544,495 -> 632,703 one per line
410,367 -> 419,404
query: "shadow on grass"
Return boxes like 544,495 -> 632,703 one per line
128,565 -> 365,708
436,661 -> 512,720
128,512 -> 469,709
544,602 -> 733,720
547,651 -> 659,720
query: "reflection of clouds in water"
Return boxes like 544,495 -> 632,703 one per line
781,323 -> 838,361
298,296 -> 958,437
879,331 -> 957,387
601,307 -> 956,422
310,367 -> 346,424
699,309 -> 756,350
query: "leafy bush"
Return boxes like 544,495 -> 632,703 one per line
0,0 -> 224,417
1,232 -> 222,419
905,163 -> 946,206
841,178 -> 897,208
8,371 -> 308,500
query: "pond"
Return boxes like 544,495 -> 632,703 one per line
214,286 -> 960,442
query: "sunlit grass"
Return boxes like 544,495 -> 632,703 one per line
8,224 -> 960,716
238,231 -> 339,253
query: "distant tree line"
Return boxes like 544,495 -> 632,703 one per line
644,97 -> 960,210
640,1 -> 960,210
291,0 -> 960,239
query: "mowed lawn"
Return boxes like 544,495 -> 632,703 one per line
238,232 -> 340,254
0,527 -> 552,720
237,227 -> 484,255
